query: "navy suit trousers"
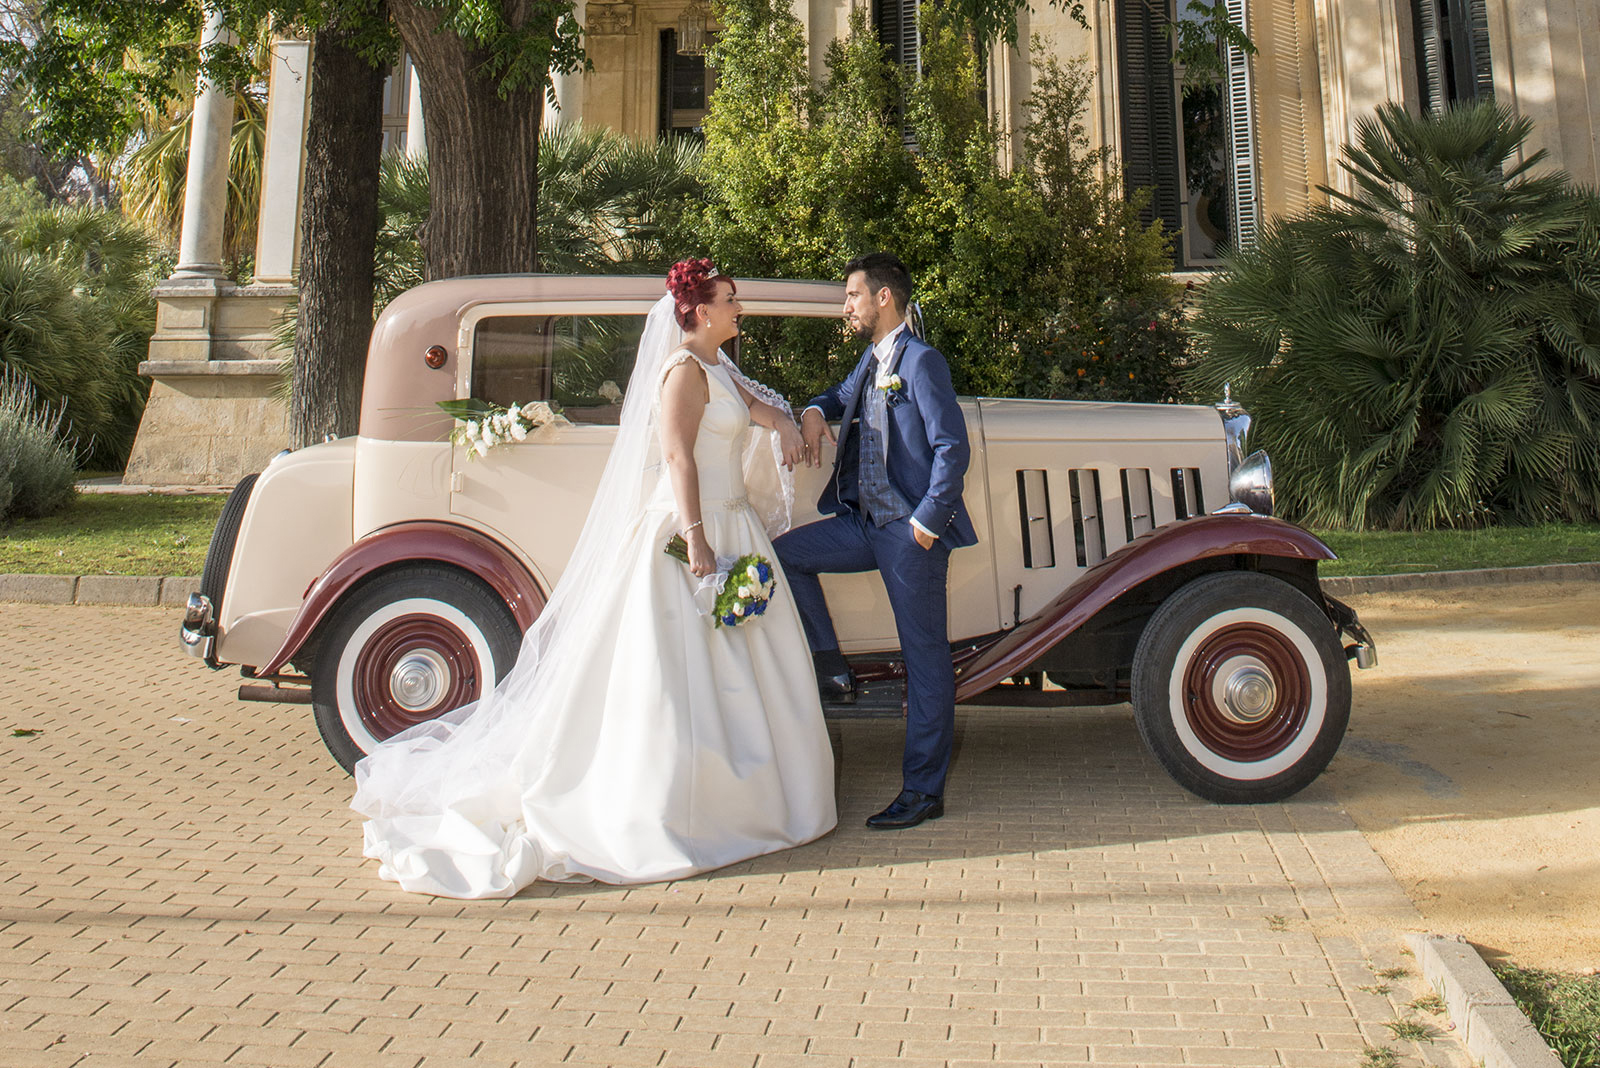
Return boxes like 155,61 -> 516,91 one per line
774,513 -> 955,796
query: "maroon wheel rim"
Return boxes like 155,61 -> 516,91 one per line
1180,621 -> 1311,762
351,613 -> 482,740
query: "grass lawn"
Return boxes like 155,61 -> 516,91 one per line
0,493 -> 226,576
1494,964 -> 1600,1068
2,492 -> 1599,578
1316,523 -> 1600,577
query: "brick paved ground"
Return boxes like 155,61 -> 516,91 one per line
0,605 -> 1474,1068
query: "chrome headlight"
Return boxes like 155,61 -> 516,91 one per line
1228,450 -> 1275,517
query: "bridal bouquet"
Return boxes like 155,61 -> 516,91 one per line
436,398 -> 567,458
664,535 -> 779,627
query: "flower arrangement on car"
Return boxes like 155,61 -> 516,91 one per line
436,398 -> 567,458
663,534 -> 779,627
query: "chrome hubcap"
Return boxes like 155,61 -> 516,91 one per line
1213,656 -> 1277,724
390,648 -> 451,712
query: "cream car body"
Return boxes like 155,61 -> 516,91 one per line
183,274 -> 1374,803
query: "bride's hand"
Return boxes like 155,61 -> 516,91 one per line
774,418 -> 805,470
686,526 -> 717,577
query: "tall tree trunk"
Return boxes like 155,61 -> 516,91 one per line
290,27 -> 385,447
387,0 -> 544,278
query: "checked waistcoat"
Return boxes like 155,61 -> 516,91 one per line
856,358 -> 911,527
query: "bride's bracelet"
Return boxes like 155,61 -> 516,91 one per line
682,519 -> 704,535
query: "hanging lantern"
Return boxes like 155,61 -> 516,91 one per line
677,0 -> 709,56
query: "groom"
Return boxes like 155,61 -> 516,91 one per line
775,252 -> 976,830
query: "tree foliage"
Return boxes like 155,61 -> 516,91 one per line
690,0 -> 1179,404
1187,102 -> 1600,530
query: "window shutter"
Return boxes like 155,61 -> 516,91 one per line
1465,0 -> 1494,99
1413,0 -> 1445,112
1413,0 -> 1493,110
874,0 -> 921,76
1224,0 -> 1261,249
1115,0 -> 1183,261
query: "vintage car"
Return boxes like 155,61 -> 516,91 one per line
181,274 -> 1376,803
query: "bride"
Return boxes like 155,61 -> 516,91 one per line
352,260 -> 838,897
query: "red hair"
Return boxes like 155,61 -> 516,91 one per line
666,258 -> 735,330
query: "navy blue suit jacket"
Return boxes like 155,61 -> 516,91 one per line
808,331 -> 977,548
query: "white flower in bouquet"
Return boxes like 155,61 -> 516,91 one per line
737,585 -> 751,599
508,418 -> 529,442
732,602 -> 745,617
464,419 -> 482,443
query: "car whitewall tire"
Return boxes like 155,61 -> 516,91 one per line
1131,571 -> 1351,804
311,566 -> 522,773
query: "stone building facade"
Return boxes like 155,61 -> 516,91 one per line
125,0 -> 1600,485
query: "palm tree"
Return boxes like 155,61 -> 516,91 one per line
1187,101 -> 1600,530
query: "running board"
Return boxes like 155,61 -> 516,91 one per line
821,680 -> 1125,718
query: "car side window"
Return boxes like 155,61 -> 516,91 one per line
471,314 -> 646,426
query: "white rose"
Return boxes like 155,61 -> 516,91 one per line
737,585 -> 751,599
746,564 -> 760,582
731,602 -> 745,617
508,420 -> 528,442
506,404 -> 521,423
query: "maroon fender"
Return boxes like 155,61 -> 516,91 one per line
953,514 -> 1336,700
255,521 -> 546,678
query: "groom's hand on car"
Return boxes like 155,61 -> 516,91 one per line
801,407 -> 835,468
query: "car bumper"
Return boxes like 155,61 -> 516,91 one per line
180,593 -> 215,660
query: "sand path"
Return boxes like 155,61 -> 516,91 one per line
1310,581 -> 1600,972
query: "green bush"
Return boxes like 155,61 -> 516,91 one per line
1186,102 -> 1600,530
0,366 -> 77,522
0,179 -> 162,471
690,1 -> 1181,404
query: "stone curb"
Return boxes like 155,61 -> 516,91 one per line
2,562 -> 1596,607
0,574 -> 199,607
1405,933 -> 1564,1068
1323,560 -> 1600,596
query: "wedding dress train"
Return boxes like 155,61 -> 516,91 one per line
352,346 -> 837,897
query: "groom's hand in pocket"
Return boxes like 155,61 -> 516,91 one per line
801,407 -> 835,468
911,522 -> 936,550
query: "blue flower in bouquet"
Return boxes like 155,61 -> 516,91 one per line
723,613 -> 738,626
756,562 -> 771,583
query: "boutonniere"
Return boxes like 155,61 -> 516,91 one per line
875,370 -> 904,394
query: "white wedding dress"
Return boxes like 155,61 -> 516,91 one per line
352,330 -> 837,898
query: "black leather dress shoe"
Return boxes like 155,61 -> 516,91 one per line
813,650 -> 856,704
816,667 -> 856,703
865,789 -> 944,830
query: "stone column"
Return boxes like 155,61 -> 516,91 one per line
1484,0 -> 1599,186
1310,0 -> 1411,195
405,54 -> 427,156
548,1 -> 586,125
253,38 -> 311,285
173,6 -> 238,279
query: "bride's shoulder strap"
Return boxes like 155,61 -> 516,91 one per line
656,347 -> 708,392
